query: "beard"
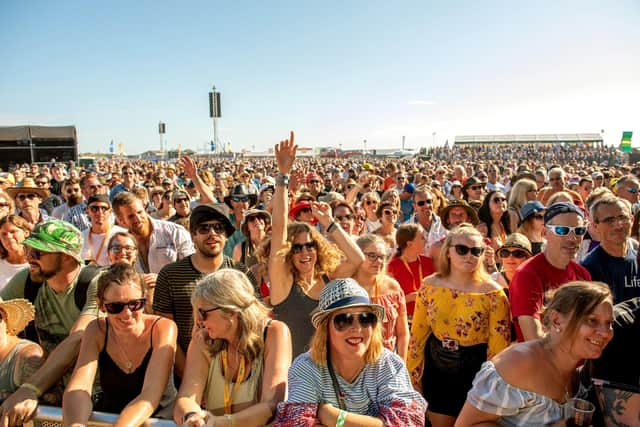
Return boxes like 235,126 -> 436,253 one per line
29,256 -> 61,283
67,194 -> 83,207
195,237 -> 224,258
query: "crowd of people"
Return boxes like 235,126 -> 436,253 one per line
0,134 -> 638,427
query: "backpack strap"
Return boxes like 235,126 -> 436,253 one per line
73,265 -> 101,310
20,273 -> 43,342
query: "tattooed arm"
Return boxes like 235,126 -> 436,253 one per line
598,387 -> 640,427
13,343 -> 45,390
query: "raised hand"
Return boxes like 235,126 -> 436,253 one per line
179,156 -> 198,180
312,201 -> 333,229
274,131 -> 297,174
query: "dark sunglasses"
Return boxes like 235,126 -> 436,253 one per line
335,214 -> 354,221
333,312 -> 378,332
545,225 -> 588,237
497,248 -> 529,259
27,247 -> 49,260
383,209 -> 398,216
291,240 -> 318,254
196,222 -> 226,235
89,205 -> 110,213
104,298 -> 146,315
453,244 -> 484,257
492,197 -> 507,203
469,185 -> 483,191
197,306 -> 221,320
416,199 -> 433,206
364,252 -> 386,263
17,193 -> 38,201
232,196 -> 250,203
174,198 -> 189,204
299,207 -> 312,214
364,200 -> 378,206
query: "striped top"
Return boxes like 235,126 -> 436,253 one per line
277,349 -> 426,426
467,361 -> 570,426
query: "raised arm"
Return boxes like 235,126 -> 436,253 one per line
115,318 -> 177,427
179,156 -> 215,204
62,320 -> 103,427
314,202 -> 364,278
269,132 -> 297,305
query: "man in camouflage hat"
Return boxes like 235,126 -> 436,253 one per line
0,219 -> 101,424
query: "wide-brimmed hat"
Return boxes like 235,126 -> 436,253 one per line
498,232 -> 533,256
519,201 -> 545,227
23,219 -> 83,263
0,297 -> 35,335
6,177 -> 50,200
439,199 -> 479,227
311,278 -> 385,328
224,184 -> 258,208
240,209 -> 271,236
189,203 -> 235,237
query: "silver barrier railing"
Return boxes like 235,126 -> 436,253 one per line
25,405 -> 177,427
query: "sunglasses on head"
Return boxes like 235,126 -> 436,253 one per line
453,244 -> 484,257
197,306 -> 221,321
89,205 -> 110,213
196,222 -> 226,235
232,196 -> 250,203
364,252 -> 386,263
335,214 -> 354,221
332,312 -> 378,332
291,240 -> 318,254
17,193 -> 38,201
545,225 -> 588,237
104,298 -> 146,315
497,248 -> 529,259
416,199 -> 433,207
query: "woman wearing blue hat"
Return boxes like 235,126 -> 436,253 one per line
516,201 -> 546,255
275,278 -> 426,427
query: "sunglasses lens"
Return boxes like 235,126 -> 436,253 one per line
553,226 -> 570,236
454,245 -> 469,256
358,312 -> 377,327
575,227 -> 587,236
105,302 -> 125,314
105,299 -> 146,314
333,312 -> 377,331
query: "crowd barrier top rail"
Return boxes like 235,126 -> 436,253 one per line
25,405 -> 177,427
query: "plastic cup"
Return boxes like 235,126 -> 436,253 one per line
566,398 -> 595,427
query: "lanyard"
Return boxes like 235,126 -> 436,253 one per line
401,257 -> 423,292
87,224 -> 111,264
221,348 -> 246,415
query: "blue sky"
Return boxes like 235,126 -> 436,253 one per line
1,1 -> 639,155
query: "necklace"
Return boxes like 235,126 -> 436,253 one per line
110,324 -> 134,373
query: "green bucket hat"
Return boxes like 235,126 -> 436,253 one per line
23,219 -> 84,263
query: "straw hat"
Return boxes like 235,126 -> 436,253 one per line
6,177 -> 50,200
311,278 -> 385,328
0,298 -> 35,335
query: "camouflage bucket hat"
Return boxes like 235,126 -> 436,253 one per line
23,219 -> 84,263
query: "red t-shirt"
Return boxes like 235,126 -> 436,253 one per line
509,252 -> 591,342
387,254 -> 435,316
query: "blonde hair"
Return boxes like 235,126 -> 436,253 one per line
191,269 -> 271,362
436,223 -> 490,283
309,314 -> 384,366
508,179 -> 537,212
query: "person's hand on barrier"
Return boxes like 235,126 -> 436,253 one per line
182,410 -> 209,427
0,387 -> 39,427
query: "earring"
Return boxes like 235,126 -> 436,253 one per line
555,327 -> 561,333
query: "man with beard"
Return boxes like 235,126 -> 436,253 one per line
62,173 -> 106,231
51,178 -> 83,219
152,203 -> 255,378
0,220 -> 100,424
112,191 -> 193,274
581,195 -> 640,303
509,202 -> 591,342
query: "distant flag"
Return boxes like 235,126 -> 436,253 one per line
109,140 -> 114,154
621,131 -> 633,153
210,140 -> 215,152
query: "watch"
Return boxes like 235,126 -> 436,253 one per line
276,173 -> 289,186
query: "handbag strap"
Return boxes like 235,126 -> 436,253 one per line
326,347 -> 346,410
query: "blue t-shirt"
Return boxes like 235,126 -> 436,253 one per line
581,243 -> 640,304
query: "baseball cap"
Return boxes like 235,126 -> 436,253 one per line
23,219 -> 84,263
544,202 -> 584,224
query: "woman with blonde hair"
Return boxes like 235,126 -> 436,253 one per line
507,178 -> 538,231
175,269 -> 291,427
353,234 -> 409,360
0,190 -> 14,219
275,278 -> 426,426
408,224 -> 510,427
270,133 -> 365,358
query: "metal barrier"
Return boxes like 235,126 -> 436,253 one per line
25,405 -> 177,427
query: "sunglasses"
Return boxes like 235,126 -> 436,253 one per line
416,199 -> 432,207
383,209 -> 398,216
174,198 -> 189,204
364,200 -> 378,206
232,196 -> 250,203
332,312 -> 378,332
469,185 -> 483,191
17,193 -> 38,201
363,252 -> 386,263
497,249 -> 529,259
299,207 -> 312,214
197,306 -> 221,320
545,225 -> 588,237
453,244 -> 484,257
109,245 -> 137,254
104,298 -> 146,315
27,247 -> 50,260
625,187 -> 639,194
0,203 -> 10,208
89,205 -> 110,213
291,240 -> 318,254
335,214 -> 354,221
492,197 -> 507,203
196,222 -> 226,235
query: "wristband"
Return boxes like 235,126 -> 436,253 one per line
20,382 -> 42,397
225,414 -> 235,427
336,409 -> 347,427
276,173 -> 289,187
327,221 -> 337,233
182,411 -> 198,425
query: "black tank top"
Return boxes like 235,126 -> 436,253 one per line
96,317 -> 160,413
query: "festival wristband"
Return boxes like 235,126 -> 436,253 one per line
336,409 -> 347,427
327,221 -> 337,233
181,411 -> 198,425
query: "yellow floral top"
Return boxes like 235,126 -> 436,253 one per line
407,282 -> 511,387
